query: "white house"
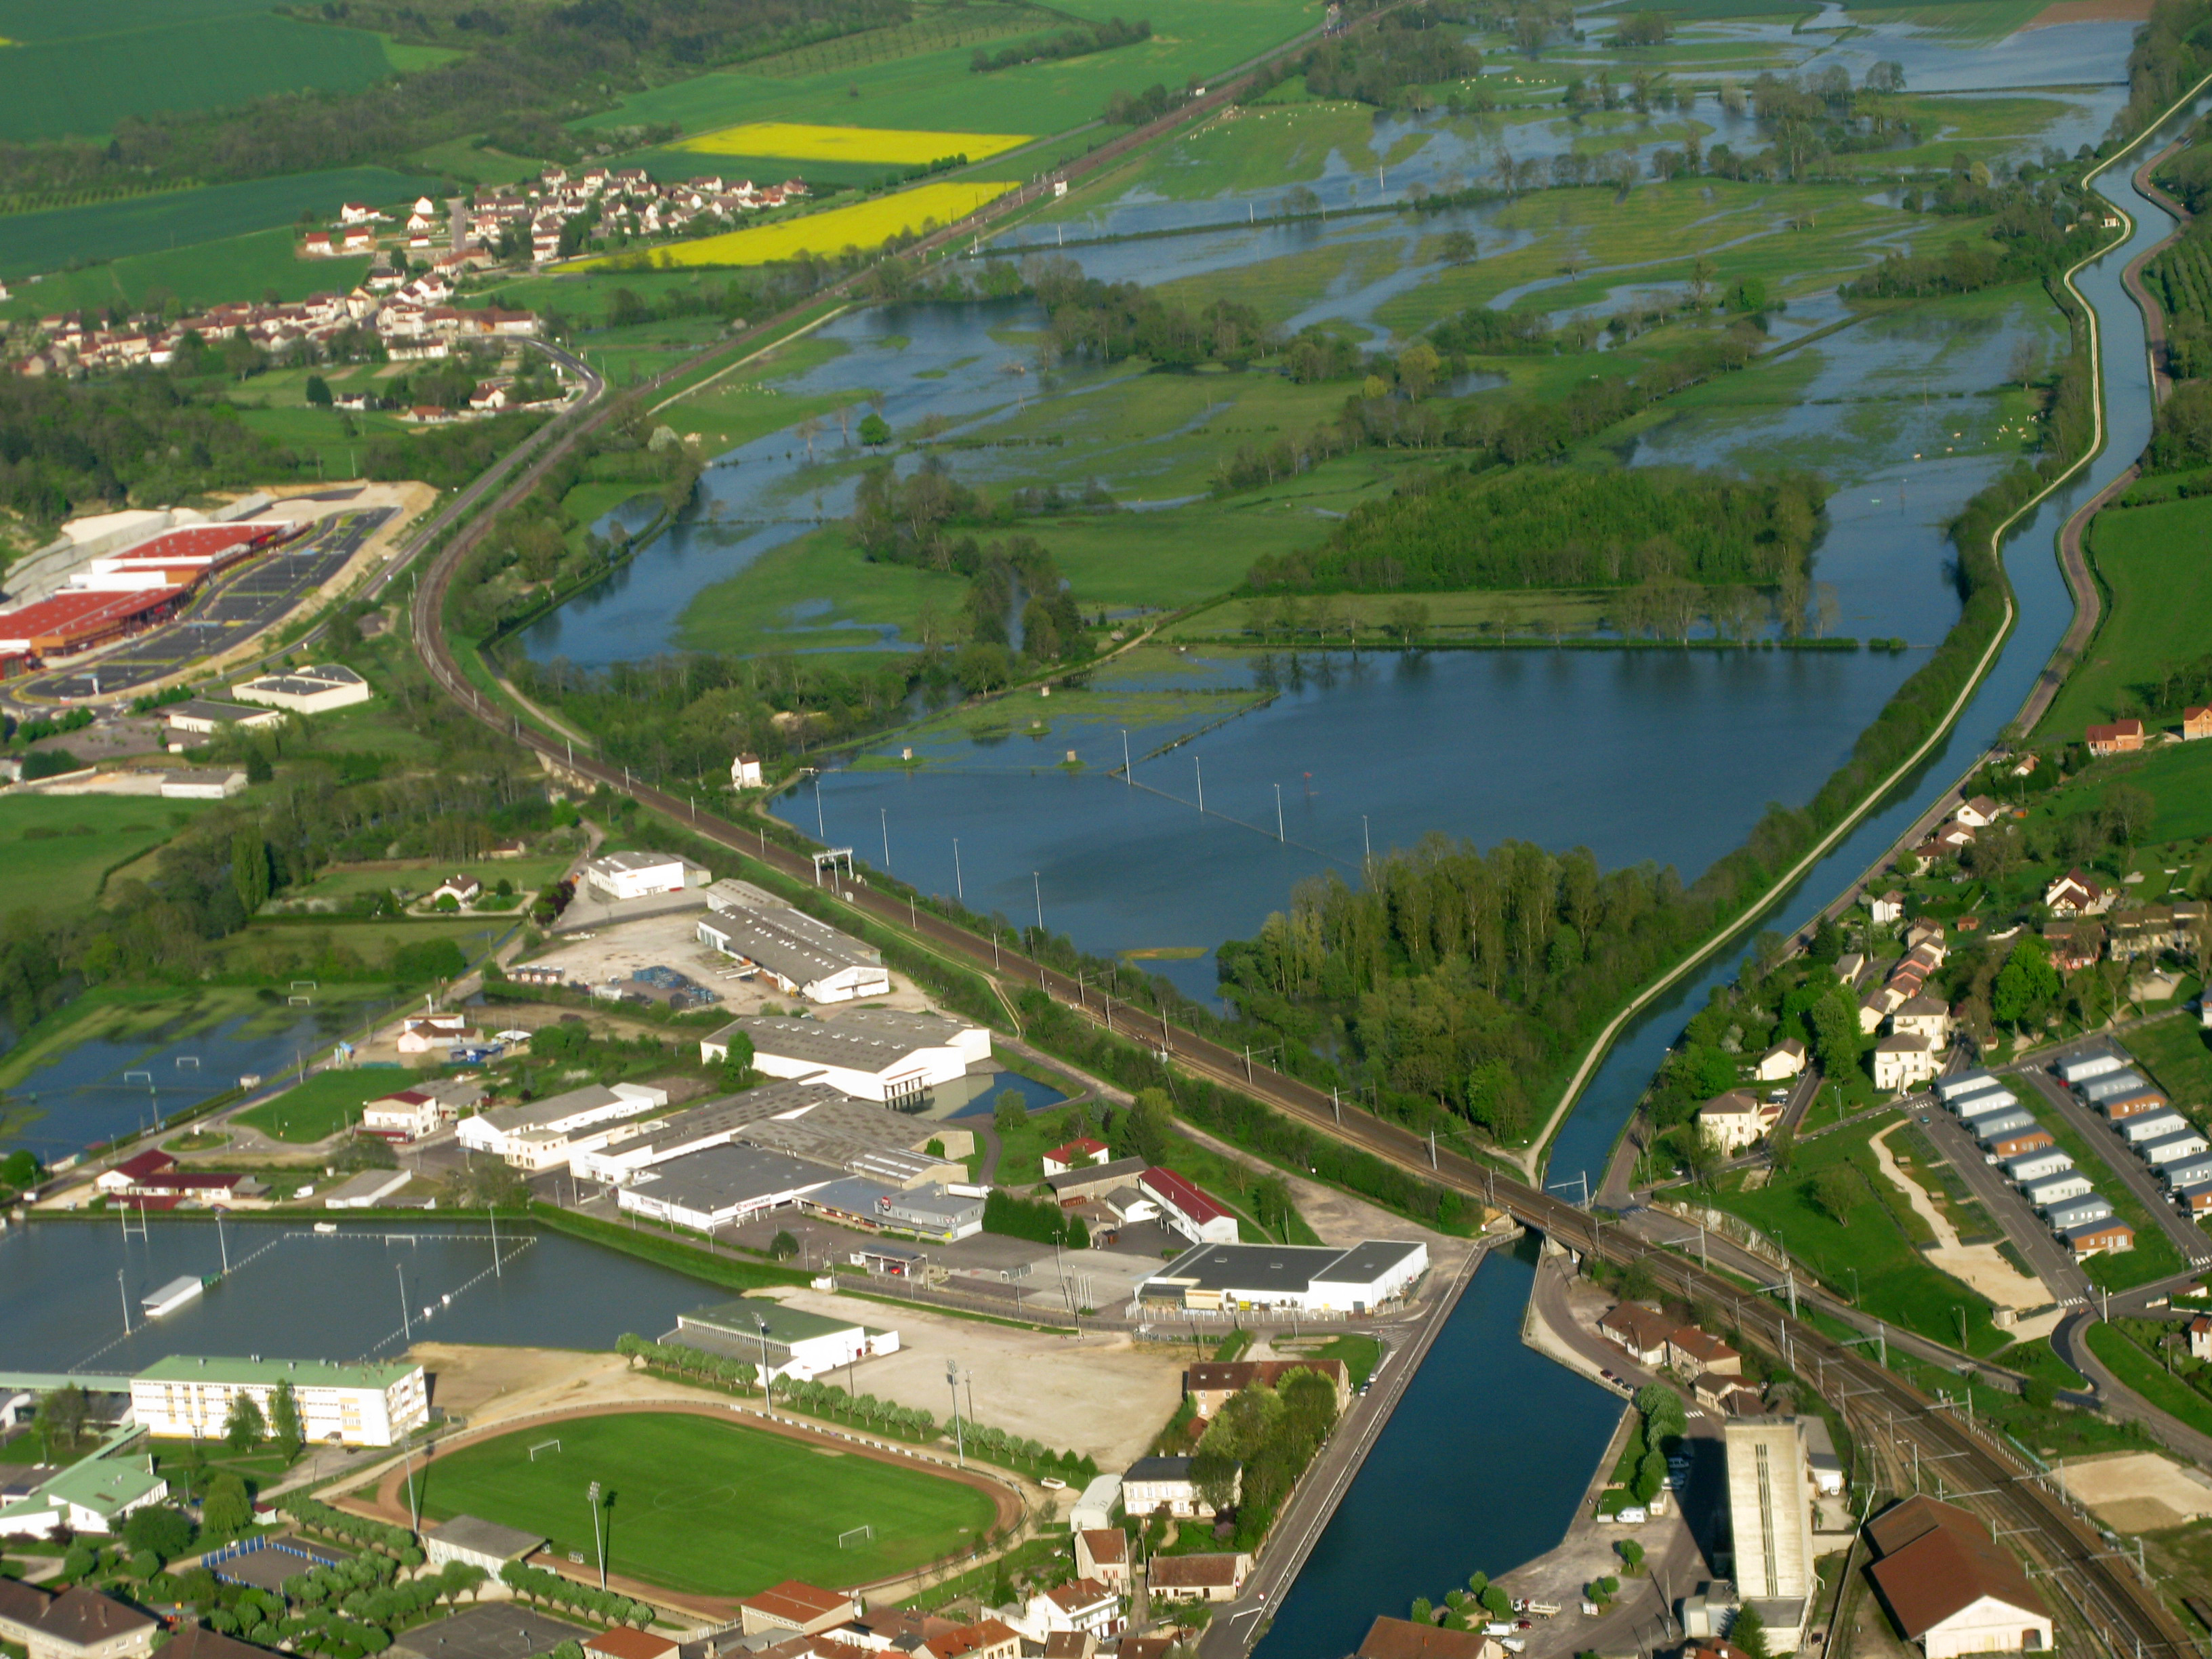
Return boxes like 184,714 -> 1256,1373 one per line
1870,890 -> 1904,926
1953,796 -> 2003,830
131,1357 -> 426,1448
731,752 -> 764,788
1873,1034 -> 1941,1094
1698,1089 -> 1773,1153
581,851 -> 690,901
1014,1580 -> 1121,1642
1888,996 -> 1952,1045
396,1012 -> 477,1054
426,874 -> 482,907
1121,1456 -> 1235,1519
1755,1040 -> 1807,1082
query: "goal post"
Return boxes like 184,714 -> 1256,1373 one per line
837,1525 -> 874,1549
528,1439 -> 562,1460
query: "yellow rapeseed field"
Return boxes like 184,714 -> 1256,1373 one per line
681,121 -> 1031,165
576,181 -> 1017,268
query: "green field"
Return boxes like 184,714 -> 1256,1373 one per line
2085,1322 -> 2212,1440
234,1068 -> 409,1143
1702,1113 -> 2015,1356
2041,495 -> 2212,737
0,226 -> 375,320
579,0 -> 1319,144
0,11 -> 413,142
2127,1012 -> 2212,1123
0,168 -> 434,285
418,1411 -> 997,1594
0,796 -> 199,921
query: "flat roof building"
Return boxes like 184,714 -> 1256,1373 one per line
670,1298 -> 897,1382
569,1082 -> 847,1183
703,1010 -> 989,1109
799,1177 -> 983,1243
422,1515 -> 544,1574
457,1082 -> 666,1170
581,851 -> 690,902
133,1355 -> 426,1447
1137,1240 -> 1427,1314
697,893 -> 889,1005
616,1143 -> 836,1231
230,663 -> 371,715
1724,1418 -> 1816,1651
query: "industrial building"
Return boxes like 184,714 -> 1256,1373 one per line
229,662 -> 372,714
131,1356 -> 427,1447
1137,1240 -> 1427,1313
702,1008 -> 990,1107
695,880 -> 890,1003
615,1143 -> 838,1230
455,1082 -> 665,1169
1723,1418 -> 1816,1650
581,850 -> 691,901
1138,1167 -> 1240,1245
669,1298 -> 897,1382
1864,1496 -> 2051,1659
798,1177 -> 984,1242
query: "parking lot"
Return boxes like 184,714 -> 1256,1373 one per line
18,506 -> 394,701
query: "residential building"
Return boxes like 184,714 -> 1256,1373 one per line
2144,1128 -> 2212,1166
1870,891 -> 1904,926
1042,1139 -> 1110,1176
586,1632 -> 676,1659
1934,1070 -> 2005,1105
2085,718 -> 2144,756
2062,1218 -> 2134,1256
737,1583 -> 861,1638
1598,1303 -> 1678,1367
1669,1328 -> 1742,1377
1356,1619 -> 1504,1659
1046,1155 -> 1151,1203
1121,1456 -> 1235,1519
2041,1193 -> 2113,1230
2186,706 -> 2212,740
1073,1530 -> 1129,1591
1183,1358 -> 1351,1418
2020,1172 -> 2095,1210
1873,1034 -> 1941,1094
1139,1167 -> 1240,1244
396,1012 -> 479,1054
1018,1580 -> 1120,1641
2045,869 -> 2112,916
1985,1127 -> 2055,1160
1136,1240 -> 1427,1313
2055,1048 -> 2130,1086
361,1080 -> 484,1142
581,851 -> 691,901
421,1515 -> 543,1574
2191,1315 -> 2212,1361
2003,1149 -> 2074,1185
1723,1418 -> 1816,1650
0,1582 -> 158,1659
1698,1090 -> 1776,1153
132,1356 -> 427,1447
731,753 -> 766,788
1889,996 -> 1952,1044
1864,1496 -> 2051,1659
918,1620 -> 1021,1659
703,1010 -> 989,1108
2116,1109 -> 2190,1145
0,1441 -> 167,1538
670,1298 -> 897,1382
1953,798 -> 2003,830
456,1082 -> 666,1170
1147,1553 -> 1250,1603
1971,1109 -> 2038,1144
2042,922 -> 2104,972
1755,1040 -> 1807,1082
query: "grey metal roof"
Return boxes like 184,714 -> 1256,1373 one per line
424,1515 -> 544,1560
1313,1240 -> 1424,1284
720,1015 -> 956,1073
1046,1155 -> 1149,1195
626,1143 -> 836,1212
1143,1242 -> 1372,1295
604,1082 -> 844,1162
731,1095 -> 937,1166
700,906 -> 881,987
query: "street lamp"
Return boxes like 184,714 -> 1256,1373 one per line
756,1316 -> 775,1419
947,1362 -> 965,1467
587,1481 -> 606,1589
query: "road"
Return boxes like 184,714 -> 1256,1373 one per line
2053,1308 -> 2212,1467
1907,1094 -> 2095,1307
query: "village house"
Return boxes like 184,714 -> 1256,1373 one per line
1147,1553 -> 1250,1604
1073,1530 -> 1129,1592
1874,1033 -> 1942,1094
1698,1089 -> 1776,1153
427,874 -> 482,907
1755,1039 -> 1807,1082
1952,796 -> 2004,829
1668,1327 -> 1742,1376
1889,996 -> 1953,1045
2045,868 -> 2112,917
1597,1302 -> 1679,1368
1015,1580 -> 1120,1642
2086,718 -> 2144,756
2186,705 -> 2212,740
1121,1456 -> 1235,1519
1183,1357 -> 1351,1418
1870,890 -> 1904,926
0,1581 -> 158,1659
2042,922 -> 2105,972
1041,1138 -> 1111,1177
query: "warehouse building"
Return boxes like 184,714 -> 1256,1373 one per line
1864,1496 -> 2050,1659
230,663 -> 372,714
670,1298 -> 897,1381
569,1081 -> 846,1183
798,1177 -> 984,1243
1138,1240 -> 1427,1313
581,851 -> 691,901
702,1009 -> 989,1108
457,1082 -> 667,1170
615,1144 -> 837,1231
132,1356 -> 426,1447
696,882 -> 889,1004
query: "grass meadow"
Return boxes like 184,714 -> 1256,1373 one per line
2041,495 -> 2212,736
0,796 -> 203,921
0,169 -> 431,286
0,12 -> 405,142
234,1068 -> 411,1143
418,1412 -> 997,1594
1701,1112 -> 2017,1356
577,0 -> 1321,142
2127,1013 -> 2212,1124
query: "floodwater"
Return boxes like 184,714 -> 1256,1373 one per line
1252,1245 -> 1624,1659
0,1218 -> 733,1374
2,1011 -> 334,1166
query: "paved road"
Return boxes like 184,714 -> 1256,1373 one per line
14,508 -> 391,703
2053,1307 -> 2212,1466
1194,1248 -> 1479,1659
2014,1062 -> 2212,1272
1908,1095 -> 2094,1307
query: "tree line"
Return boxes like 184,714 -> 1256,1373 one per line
1245,466 -> 1826,595
974,15 -> 1148,72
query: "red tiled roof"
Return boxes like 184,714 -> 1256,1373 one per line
110,1149 -> 177,1181
1142,1166 -> 1229,1224
1866,1506 -> 2047,1639
1357,1617 -> 1498,1659
740,1582 -> 851,1625
584,1629 -> 676,1659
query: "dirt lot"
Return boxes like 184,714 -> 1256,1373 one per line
2054,1451 -> 2212,1531
758,1285 -> 1186,1468
518,909 -> 934,1018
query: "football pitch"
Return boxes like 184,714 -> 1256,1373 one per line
417,1410 -> 998,1595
